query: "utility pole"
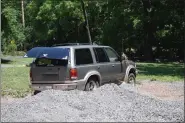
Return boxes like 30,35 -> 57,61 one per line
21,0 -> 25,28
80,0 -> 92,44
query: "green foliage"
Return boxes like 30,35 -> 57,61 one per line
2,5 -> 25,52
4,40 -> 17,55
1,0 -> 184,61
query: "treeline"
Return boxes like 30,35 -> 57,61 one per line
1,0 -> 184,61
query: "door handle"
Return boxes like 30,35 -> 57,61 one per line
112,65 -> 115,67
97,66 -> 100,69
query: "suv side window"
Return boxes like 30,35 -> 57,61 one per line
93,48 -> 109,63
104,48 -> 119,62
75,48 -> 93,65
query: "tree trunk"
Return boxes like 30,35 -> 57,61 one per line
21,0 -> 26,51
21,0 -> 25,28
80,0 -> 92,44
141,0 -> 155,61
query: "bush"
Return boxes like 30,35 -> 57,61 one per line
14,51 -> 26,56
3,40 -> 17,55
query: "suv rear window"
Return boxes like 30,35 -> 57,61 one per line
35,58 -> 68,67
75,48 -> 93,65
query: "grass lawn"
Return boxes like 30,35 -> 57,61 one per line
1,67 -> 32,98
1,57 -> 34,65
12,58 -> 34,65
136,62 -> 184,82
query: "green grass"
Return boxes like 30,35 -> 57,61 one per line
136,62 -> 184,82
2,57 -> 34,65
1,67 -> 32,98
11,58 -> 34,65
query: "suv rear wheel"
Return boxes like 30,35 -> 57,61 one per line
127,73 -> 136,85
85,78 -> 99,91
33,90 -> 41,95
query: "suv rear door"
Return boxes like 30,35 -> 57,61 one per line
93,47 -> 111,83
74,48 -> 95,80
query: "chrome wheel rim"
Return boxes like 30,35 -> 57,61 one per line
128,76 -> 135,84
87,81 -> 96,91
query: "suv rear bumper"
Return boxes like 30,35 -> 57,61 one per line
31,80 -> 86,91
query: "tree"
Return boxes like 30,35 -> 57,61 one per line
1,0 -> 184,61
1,1 -> 25,52
80,0 -> 92,44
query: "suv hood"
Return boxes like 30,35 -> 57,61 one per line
125,60 -> 136,68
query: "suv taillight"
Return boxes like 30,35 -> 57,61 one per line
70,68 -> 78,80
30,69 -> 33,81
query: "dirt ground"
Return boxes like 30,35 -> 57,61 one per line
1,96 -> 17,104
1,94 -> 31,104
136,81 -> 184,101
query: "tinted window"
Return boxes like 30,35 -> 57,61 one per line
93,48 -> 109,63
35,58 -> 68,67
75,48 -> 93,65
105,48 -> 119,62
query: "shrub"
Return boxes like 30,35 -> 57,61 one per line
4,40 -> 17,55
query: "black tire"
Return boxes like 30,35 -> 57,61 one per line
33,90 -> 41,95
127,73 -> 136,85
84,78 -> 99,91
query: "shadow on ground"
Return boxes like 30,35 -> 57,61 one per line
1,59 -> 12,64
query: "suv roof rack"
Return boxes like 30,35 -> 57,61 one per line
53,43 -> 98,46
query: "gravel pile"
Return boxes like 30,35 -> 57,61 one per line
1,83 -> 184,122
